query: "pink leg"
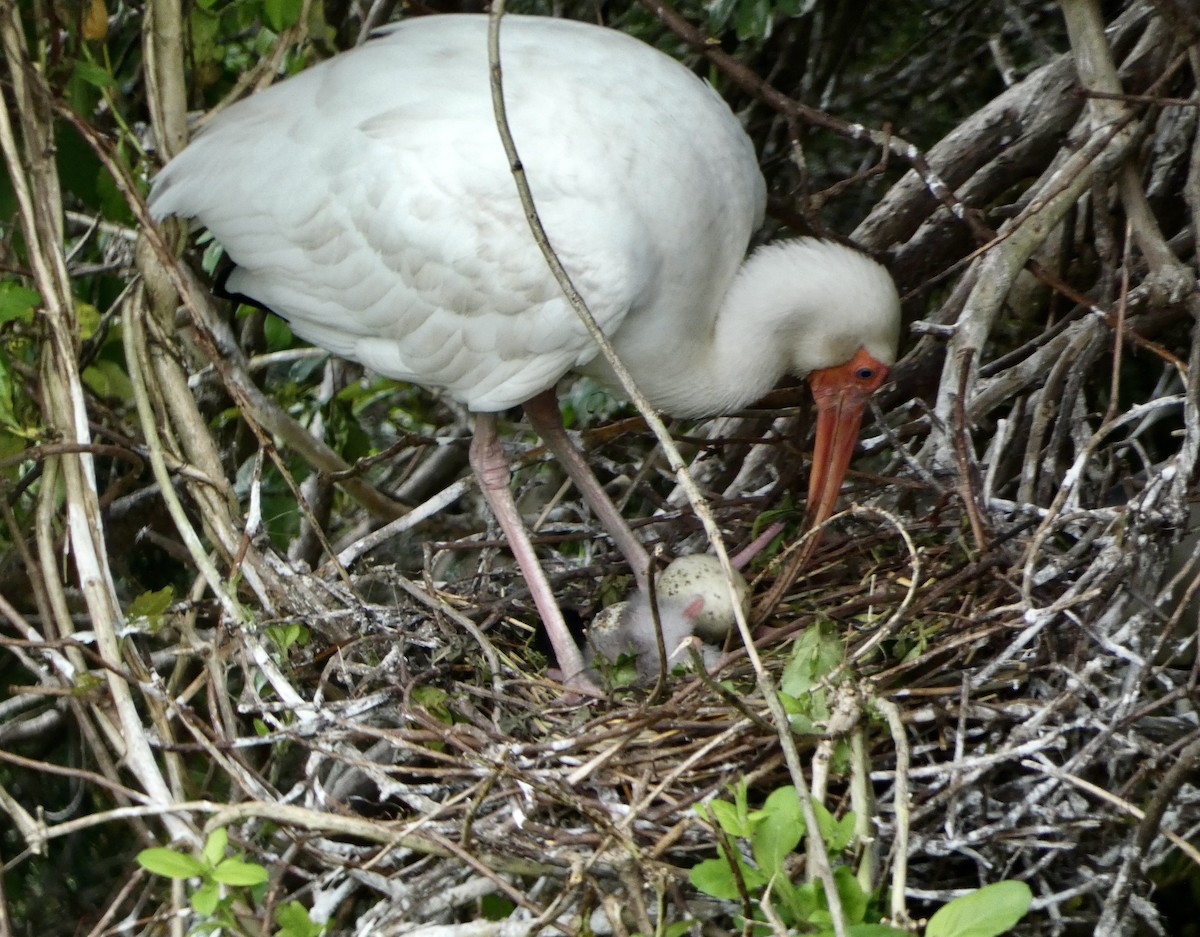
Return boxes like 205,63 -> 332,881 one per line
522,391 -> 651,590
730,521 -> 784,570
470,412 -> 595,690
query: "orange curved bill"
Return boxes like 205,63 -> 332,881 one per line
805,347 -> 890,529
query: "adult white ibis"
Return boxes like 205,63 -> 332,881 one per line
148,13 -> 901,688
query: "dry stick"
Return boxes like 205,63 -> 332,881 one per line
124,291 -> 312,720
390,574 -> 503,691
637,0 -> 946,216
951,357 -> 991,552
138,288 -> 361,601
0,590 -> 77,684
22,794 -> 560,878
182,289 -> 406,522
82,867 -> 149,937
653,0 -> 1189,387
142,0 -> 306,617
62,104 -> 405,530
484,11 -> 848,934
1070,2 -> 1192,296
0,780 -> 42,849
123,294 -> 247,630
1026,758 -> 1200,869
1134,734 -> 1200,865
0,4 -> 193,847
1103,221 -> 1133,428
876,699 -> 912,927
1018,395 -> 1186,602
142,0 -> 187,160
849,726 -> 877,895
930,109 -> 1143,470
423,829 -> 553,921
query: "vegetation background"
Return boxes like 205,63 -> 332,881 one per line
0,0 -> 1197,934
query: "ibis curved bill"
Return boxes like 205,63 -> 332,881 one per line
807,347 -> 892,529
148,13 -> 902,689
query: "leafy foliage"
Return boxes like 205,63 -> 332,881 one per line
692,781 -> 1031,936
137,828 -> 317,933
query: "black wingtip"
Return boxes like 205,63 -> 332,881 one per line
212,255 -> 284,321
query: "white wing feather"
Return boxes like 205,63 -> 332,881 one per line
149,15 -> 763,411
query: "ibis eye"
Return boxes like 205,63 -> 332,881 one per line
855,367 -> 876,381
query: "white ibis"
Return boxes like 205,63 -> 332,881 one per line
148,13 -> 901,689
585,594 -> 716,686
656,553 -> 750,644
585,554 -> 751,685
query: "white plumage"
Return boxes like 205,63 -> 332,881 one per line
150,15 -> 760,410
149,14 -> 902,689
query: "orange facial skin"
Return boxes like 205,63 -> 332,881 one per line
805,346 -> 890,528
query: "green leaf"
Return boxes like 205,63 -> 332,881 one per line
71,59 -> 116,90
263,313 -> 296,351
412,685 -> 453,725
734,0 -> 771,41
661,922 -> 695,937
832,866 -> 868,924
191,880 -> 220,915
83,359 -> 134,402
262,0 -> 303,30
778,880 -> 820,924
700,779 -> 758,838
811,800 -> 856,854
267,622 -> 308,652
136,847 -> 205,879
127,586 -> 174,631
766,873 -> 810,926
276,900 -> 325,937
751,787 -> 804,876
76,300 -> 101,340
211,858 -> 269,886
706,0 -> 737,31
96,158 -> 135,223
479,894 -> 516,921
926,881 -> 1033,937
847,926 -> 911,936
0,351 -> 17,436
706,798 -> 754,839
689,856 -> 766,899
689,857 -> 737,899
780,621 -> 844,697
0,283 -> 39,325
203,828 -> 228,867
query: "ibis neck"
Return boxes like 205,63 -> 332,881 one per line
677,294 -> 795,417
660,244 -> 824,418
591,237 -> 897,420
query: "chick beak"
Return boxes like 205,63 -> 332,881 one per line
805,347 -> 890,529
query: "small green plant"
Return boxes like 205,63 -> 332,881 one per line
126,586 -> 175,633
266,621 -> 310,654
690,781 -> 1033,936
779,620 -> 845,735
138,827 -> 324,935
275,899 -> 327,937
691,780 -> 896,936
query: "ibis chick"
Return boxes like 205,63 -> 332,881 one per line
584,555 -> 750,685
